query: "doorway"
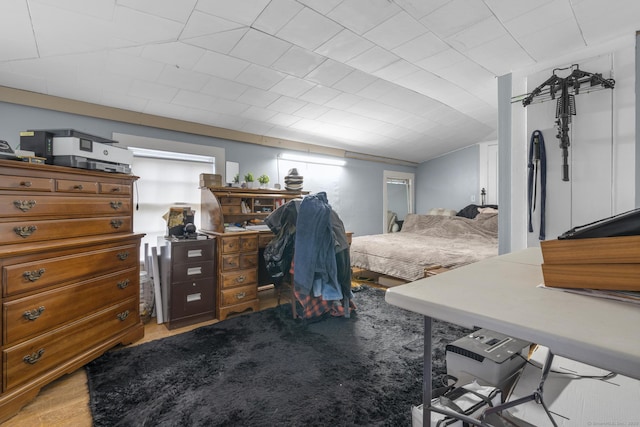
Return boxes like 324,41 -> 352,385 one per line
383,171 -> 415,233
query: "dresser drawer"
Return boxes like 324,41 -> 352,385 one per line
4,297 -> 138,391
169,278 -> 215,319
1,216 -> 132,245
3,243 -> 138,296
221,253 -> 256,271
0,175 -> 53,192
3,268 -> 138,346
171,261 -> 215,283
99,182 -> 131,195
0,195 -> 131,217
55,179 -> 98,194
220,284 -> 257,307
169,241 -> 214,264
220,269 -> 257,289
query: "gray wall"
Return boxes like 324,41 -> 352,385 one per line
415,144 -> 480,214
0,102 -> 415,238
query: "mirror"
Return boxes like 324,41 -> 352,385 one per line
383,171 -> 414,233
226,161 -> 239,185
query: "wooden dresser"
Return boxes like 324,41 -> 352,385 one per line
0,159 -> 144,421
159,238 -> 216,329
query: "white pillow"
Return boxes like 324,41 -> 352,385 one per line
427,208 -> 457,217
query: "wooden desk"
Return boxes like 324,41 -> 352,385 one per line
386,247 -> 640,426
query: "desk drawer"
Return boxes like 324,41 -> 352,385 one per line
3,243 -> 138,296
220,269 -> 256,289
4,268 -> 138,345
221,253 -> 257,271
220,284 -> 257,307
4,297 -> 138,391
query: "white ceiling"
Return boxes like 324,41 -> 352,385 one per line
1,0 -> 639,163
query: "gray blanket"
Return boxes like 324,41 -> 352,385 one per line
350,213 -> 498,281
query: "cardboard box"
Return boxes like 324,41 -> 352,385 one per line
199,173 -> 222,188
540,236 -> 640,291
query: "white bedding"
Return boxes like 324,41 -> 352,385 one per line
350,213 -> 498,281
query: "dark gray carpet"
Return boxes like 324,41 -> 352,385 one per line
86,286 -> 472,426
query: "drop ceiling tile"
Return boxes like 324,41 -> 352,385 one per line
180,11 -> 245,40
416,48 -> 467,74
289,118 -> 321,132
240,120 -> 274,135
201,76 -> 249,100
356,79 -> 397,101
237,87 -> 281,108
484,0 -> 554,23
99,92 -> 149,112
183,27 -> 248,55
129,79 -> 178,102
143,100 -> 189,120
193,51 -> 250,79
118,0 -> 197,23
298,85 -> 341,104
0,70 -> 47,94
235,64 -> 287,90
296,0 -> 343,15
230,29 -> 292,67
111,6 -> 184,44
253,0 -> 304,34
392,31 -> 449,63
305,59 -> 354,86
373,59 -> 421,81
34,0 -> 115,19
420,0 -> 493,39
392,0 -> 449,20
270,75 -> 316,97
574,0 -> 640,44
241,106 -> 278,121
206,97 -> 251,115
465,35 -> 534,76
332,69 -> 378,94
503,1 -> 575,40
268,96 -> 308,114
323,92 -> 362,109
0,0 -> 39,61
196,0 -> 271,26
268,112 -> 301,127
328,0 -> 401,35
314,29 -> 375,63
347,46 -> 400,73
445,16 -> 508,53
157,65 -> 211,91
517,18 -> 586,62
363,11 -> 428,50
276,7 -> 343,50
294,104 -> 331,120
272,45 -> 326,78
172,90 -> 215,109
107,51 -> 165,80
140,42 -> 205,70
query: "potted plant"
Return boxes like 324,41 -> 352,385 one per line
244,172 -> 255,188
232,173 -> 240,187
258,174 -> 270,188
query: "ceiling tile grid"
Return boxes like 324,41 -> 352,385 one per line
0,0 -> 638,162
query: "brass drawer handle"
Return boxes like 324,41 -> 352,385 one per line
236,275 -> 246,283
14,225 -> 37,238
23,306 -> 45,321
117,279 -> 130,289
73,184 -> 84,190
117,251 -> 129,260
23,349 -> 45,365
14,200 -> 36,212
111,187 -> 121,192
117,310 -> 130,321
20,181 -> 32,188
110,201 -> 123,210
23,268 -> 45,282
235,292 -> 246,299
110,219 -> 124,229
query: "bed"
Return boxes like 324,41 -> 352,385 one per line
350,209 -> 499,282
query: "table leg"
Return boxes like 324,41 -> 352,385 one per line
423,316 -> 432,427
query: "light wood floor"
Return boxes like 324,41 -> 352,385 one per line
2,289 -> 283,427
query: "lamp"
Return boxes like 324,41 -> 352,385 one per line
278,152 -> 346,166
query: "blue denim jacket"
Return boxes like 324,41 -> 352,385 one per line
293,192 -> 343,300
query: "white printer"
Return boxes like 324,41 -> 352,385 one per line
53,136 -> 133,173
446,329 -> 531,391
